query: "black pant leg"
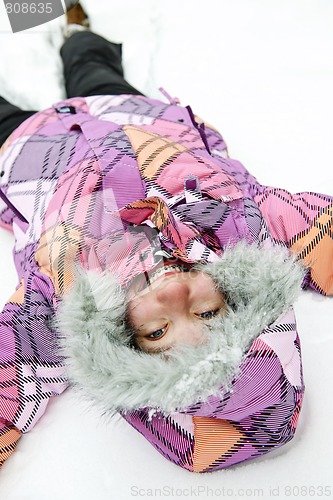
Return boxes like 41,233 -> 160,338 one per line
60,31 -> 144,98
0,97 -> 36,148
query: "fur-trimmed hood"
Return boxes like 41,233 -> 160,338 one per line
57,242 -> 305,415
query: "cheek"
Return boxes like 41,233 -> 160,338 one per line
126,303 -> 141,330
193,273 -> 221,297
126,294 -> 153,332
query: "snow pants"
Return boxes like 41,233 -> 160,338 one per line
0,30 -> 143,147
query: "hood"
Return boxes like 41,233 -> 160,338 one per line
57,241 -> 305,415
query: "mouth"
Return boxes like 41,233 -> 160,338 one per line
128,264 -> 190,295
148,264 -> 189,285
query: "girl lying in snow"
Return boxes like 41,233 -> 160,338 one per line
0,3 -> 332,472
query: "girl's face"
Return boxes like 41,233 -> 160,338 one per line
126,262 -> 226,353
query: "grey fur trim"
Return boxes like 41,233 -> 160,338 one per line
57,242 -> 305,414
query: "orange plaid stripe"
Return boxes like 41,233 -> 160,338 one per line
291,204 -> 333,295
0,426 -> 22,468
193,416 -> 244,472
124,126 -> 186,180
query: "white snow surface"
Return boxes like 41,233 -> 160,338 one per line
0,1 -> 332,499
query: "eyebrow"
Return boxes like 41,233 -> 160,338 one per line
145,345 -> 172,354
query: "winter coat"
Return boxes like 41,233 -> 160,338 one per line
0,92 -> 332,472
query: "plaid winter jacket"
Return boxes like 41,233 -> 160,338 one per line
0,93 -> 332,471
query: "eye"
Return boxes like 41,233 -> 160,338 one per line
198,309 -> 220,319
147,326 -> 167,340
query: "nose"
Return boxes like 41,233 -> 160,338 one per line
155,279 -> 191,310
154,279 -> 207,347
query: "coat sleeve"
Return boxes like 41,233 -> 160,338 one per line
254,187 -> 333,295
0,271 -> 68,468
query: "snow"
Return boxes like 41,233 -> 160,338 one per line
0,1 -> 332,498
